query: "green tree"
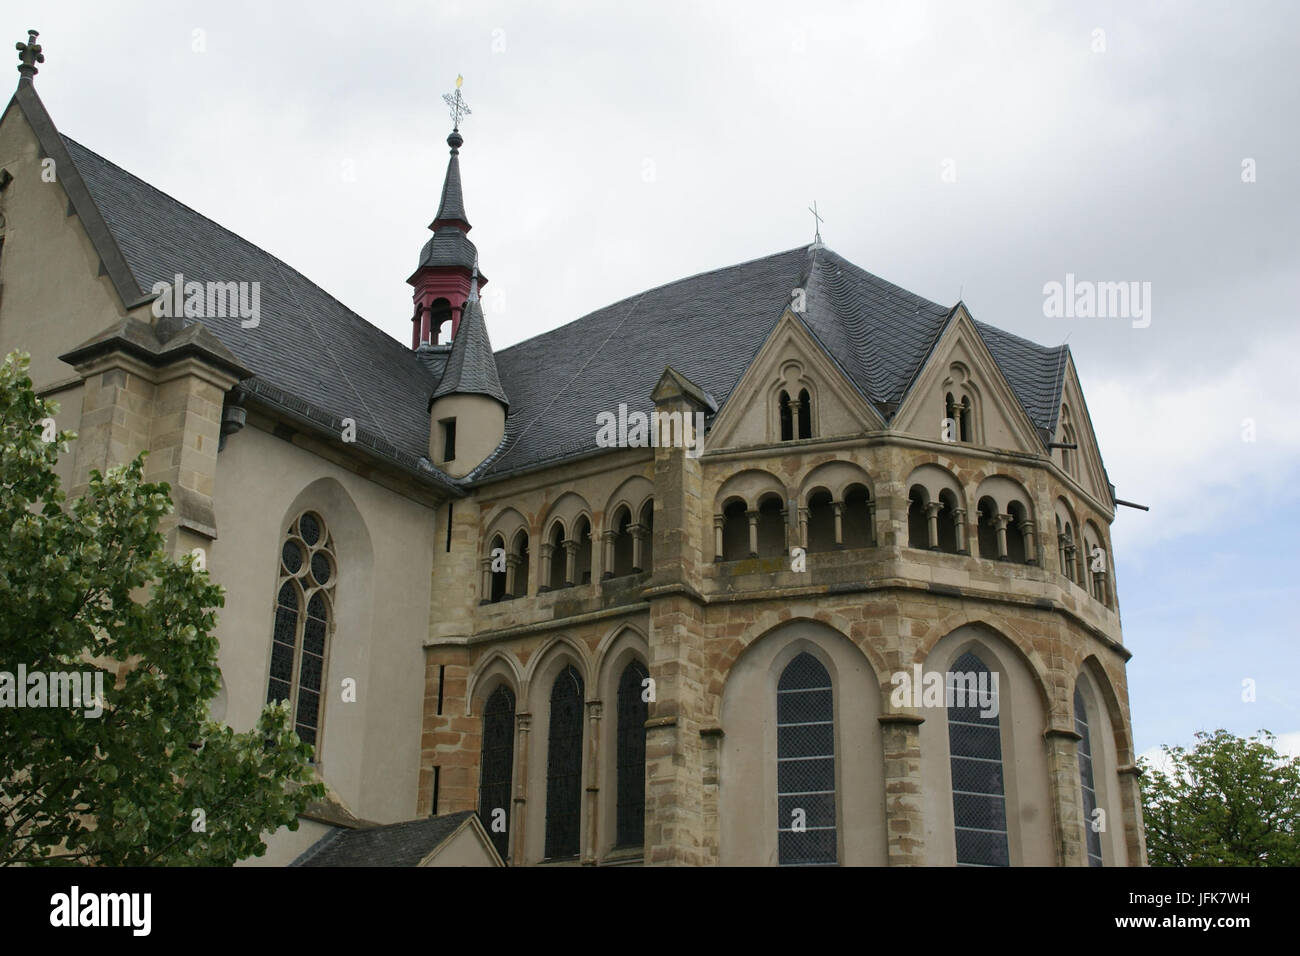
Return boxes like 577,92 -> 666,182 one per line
0,352 -> 323,865
1140,728 -> 1300,866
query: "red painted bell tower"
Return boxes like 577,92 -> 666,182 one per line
407,78 -> 486,348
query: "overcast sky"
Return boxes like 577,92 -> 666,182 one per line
10,1 -> 1300,760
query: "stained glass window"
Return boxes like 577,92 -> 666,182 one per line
1075,684 -> 1104,866
777,652 -> 836,865
479,685 -> 516,862
544,665 -> 584,859
265,511 -> 336,755
948,651 -> 1009,866
616,661 -> 649,848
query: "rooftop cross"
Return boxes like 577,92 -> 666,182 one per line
441,74 -> 471,131
16,29 -> 43,82
808,200 -> 825,245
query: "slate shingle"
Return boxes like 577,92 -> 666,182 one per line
291,810 -> 485,867
60,137 -> 1071,486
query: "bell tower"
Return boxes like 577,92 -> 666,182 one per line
407,76 -> 487,348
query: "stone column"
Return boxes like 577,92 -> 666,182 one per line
789,396 -> 803,438
584,699 -> 602,864
832,501 -> 844,548
538,542 -> 554,592
746,510 -> 759,557
879,714 -> 925,865
781,508 -> 790,554
602,529 -> 616,579
1063,539 -> 1078,584
506,553 -> 521,598
712,515 -> 724,563
798,506 -> 809,550
994,514 -> 1011,560
512,712 -> 532,866
629,522 -> 646,572
1022,524 -> 1037,565
480,559 -> 493,605
867,500 -> 878,546
952,508 -> 968,554
563,538 -> 578,587
1044,726 -> 1085,866
925,502 -> 942,550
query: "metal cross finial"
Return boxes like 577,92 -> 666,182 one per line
808,201 -> 824,245
16,29 -> 43,81
442,74 -> 471,131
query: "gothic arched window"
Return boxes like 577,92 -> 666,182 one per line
777,652 -> 837,866
947,651 -> 1009,866
616,661 -> 649,848
544,665 -> 585,859
778,390 -> 793,442
479,685 -> 516,862
266,511 -> 336,752
1074,684 -> 1104,867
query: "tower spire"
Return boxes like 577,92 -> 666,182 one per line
407,76 -> 486,349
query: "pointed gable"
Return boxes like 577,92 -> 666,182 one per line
706,308 -> 886,450
891,304 -> 1047,455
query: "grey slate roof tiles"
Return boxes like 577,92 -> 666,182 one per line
291,810 -> 484,867
431,294 -> 508,407
58,133 -> 1072,487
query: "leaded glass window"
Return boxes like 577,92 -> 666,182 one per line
479,685 -> 516,862
1075,684 -> 1104,866
266,511 -> 336,752
947,651 -> 1009,866
777,652 -> 836,865
616,661 -> 649,848
544,665 -> 584,859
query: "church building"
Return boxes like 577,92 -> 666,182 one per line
0,33 -> 1144,866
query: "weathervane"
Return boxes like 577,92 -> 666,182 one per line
808,200 -> 824,245
16,29 -> 43,82
442,75 -> 471,131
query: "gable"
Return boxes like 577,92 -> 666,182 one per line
1052,355 -> 1112,510
707,309 -> 886,450
891,306 -> 1045,455
0,96 -> 137,387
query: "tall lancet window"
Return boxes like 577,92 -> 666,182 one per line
544,665 -> 585,859
1074,684 -> 1104,867
616,661 -> 649,849
266,511 -> 337,753
947,651 -> 1009,866
777,653 -> 837,865
479,685 -> 516,862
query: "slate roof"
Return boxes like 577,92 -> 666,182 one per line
291,810 -> 493,867
59,135 -> 450,486
47,108 -> 1072,489
431,291 -> 508,408
431,132 -> 469,228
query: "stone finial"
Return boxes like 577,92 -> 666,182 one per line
16,29 -> 43,82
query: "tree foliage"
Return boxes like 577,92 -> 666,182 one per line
0,352 -> 323,865
1140,728 -> 1300,866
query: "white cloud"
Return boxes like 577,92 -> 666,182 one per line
1089,325 -> 1300,558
